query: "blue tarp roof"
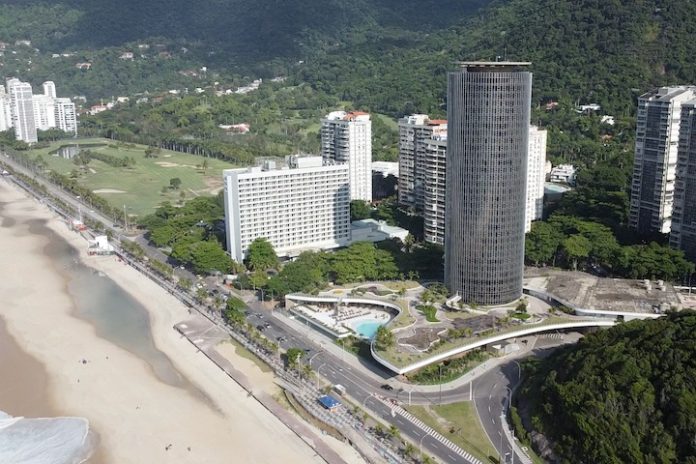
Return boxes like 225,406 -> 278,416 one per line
318,395 -> 341,410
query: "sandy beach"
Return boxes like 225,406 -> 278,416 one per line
0,179 -> 360,464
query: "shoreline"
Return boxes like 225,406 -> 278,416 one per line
0,179 -> 338,464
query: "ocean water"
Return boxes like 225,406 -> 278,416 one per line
28,219 -> 187,387
0,411 -> 92,464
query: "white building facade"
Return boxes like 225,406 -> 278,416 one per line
320,111 -> 372,201
223,156 -> 351,262
630,86 -> 696,235
423,138 -> 447,245
55,98 -> 77,135
526,126 -> 548,232
397,114 -> 447,210
7,78 -> 37,144
0,85 -> 11,132
33,94 -> 56,131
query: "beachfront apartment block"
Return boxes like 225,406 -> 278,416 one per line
320,111 -> 372,201
223,156 -> 351,262
6,78 -> 37,144
397,114 -> 448,211
3,79 -> 77,141
630,86 -> 696,235
526,125 -> 548,232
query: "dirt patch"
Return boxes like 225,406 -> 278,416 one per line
93,189 -> 126,194
154,161 -> 180,168
399,327 -> 446,351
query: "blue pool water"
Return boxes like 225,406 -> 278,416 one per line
353,320 -> 384,339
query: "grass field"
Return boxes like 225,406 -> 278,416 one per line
406,402 -> 498,463
26,137 -> 238,217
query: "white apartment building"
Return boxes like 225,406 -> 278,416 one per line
33,94 -> 56,131
670,99 -> 696,261
423,137 -> 447,245
526,126 -> 548,232
397,114 -> 447,210
7,78 -> 37,143
42,81 -> 56,99
320,111 -> 372,201
630,86 -> 696,235
0,85 -> 11,132
55,98 -> 77,135
223,156 -> 351,262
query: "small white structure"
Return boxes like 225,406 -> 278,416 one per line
601,115 -> 615,126
88,235 -> 115,255
549,164 -> 577,185
371,161 -> 399,179
350,219 -> 409,244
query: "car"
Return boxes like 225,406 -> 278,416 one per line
256,324 -> 265,331
263,322 -> 271,328
380,384 -> 394,391
258,314 -> 264,319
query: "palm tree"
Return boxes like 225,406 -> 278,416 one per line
421,455 -> 434,464
404,442 -> 415,458
388,425 -> 401,439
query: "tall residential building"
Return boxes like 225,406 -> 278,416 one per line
670,100 -> 696,261
397,115 -> 448,210
33,94 -> 56,131
526,126 -> 548,232
320,111 -> 372,201
223,156 -> 351,262
445,62 -> 532,305
6,78 -> 37,143
423,137 -> 447,245
42,81 -> 56,99
55,98 -> 77,135
629,86 -> 696,235
0,85 -> 11,132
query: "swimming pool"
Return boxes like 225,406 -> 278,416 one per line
352,320 -> 384,339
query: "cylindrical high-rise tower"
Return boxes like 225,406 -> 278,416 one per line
445,62 -> 532,305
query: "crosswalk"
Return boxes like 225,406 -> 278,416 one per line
383,400 -> 483,464
540,332 -> 565,340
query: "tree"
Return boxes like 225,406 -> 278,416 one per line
249,269 -> 269,289
178,277 -> 192,291
169,177 -> 182,189
224,296 -> 246,324
245,237 -> 279,271
195,286 -> 208,303
188,240 -> 232,274
563,235 -> 591,271
525,221 -> 564,266
350,200 -> 371,221
388,425 -> 401,439
404,442 -> 415,457
286,347 -> 304,369
375,326 -> 395,350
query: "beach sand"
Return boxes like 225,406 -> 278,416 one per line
0,180 -> 358,464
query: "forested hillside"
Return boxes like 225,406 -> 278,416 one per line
1,0 -> 695,112
517,311 -> 696,464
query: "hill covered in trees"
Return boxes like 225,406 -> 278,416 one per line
517,311 -> 696,463
1,0 -> 695,111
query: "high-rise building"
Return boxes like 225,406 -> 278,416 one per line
526,126 -> 548,232
42,81 -> 56,99
320,111 -> 372,201
6,78 -> 37,144
445,62 -> 532,305
0,85 -> 11,132
423,137 -> 447,245
223,156 -> 351,262
629,86 -> 696,235
54,98 -> 77,135
33,94 -> 56,131
397,115 -> 448,210
670,100 -> 696,261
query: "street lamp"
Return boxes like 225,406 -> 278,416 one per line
419,432 -> 429,455
438,364 -> 443,404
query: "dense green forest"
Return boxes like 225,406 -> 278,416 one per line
1,0 -> 695,112
517,311 -> 696,464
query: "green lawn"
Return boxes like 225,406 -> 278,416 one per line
26,138 -> 238,217
406,402 -> 497,463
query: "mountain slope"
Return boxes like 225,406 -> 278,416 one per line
518,311 -> 696,463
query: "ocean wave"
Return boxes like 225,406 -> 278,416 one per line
0,410 -> 94,464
